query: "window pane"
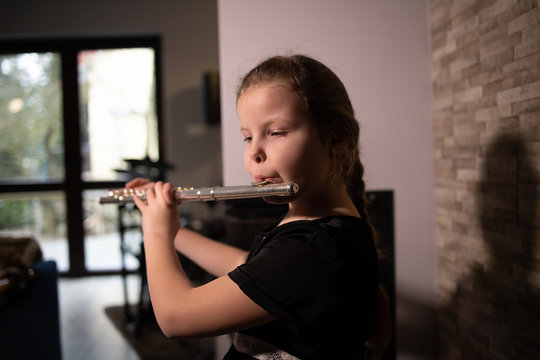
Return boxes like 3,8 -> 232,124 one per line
83,189 -> 140,271
0,52 -> 64,182
0,192 -> 68,271
78,48 -> 159,181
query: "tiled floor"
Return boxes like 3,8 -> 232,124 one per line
58,275 -> 140,360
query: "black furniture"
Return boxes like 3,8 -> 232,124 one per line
0,260 -> 62,359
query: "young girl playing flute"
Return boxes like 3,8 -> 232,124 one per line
128,54 -> 390,359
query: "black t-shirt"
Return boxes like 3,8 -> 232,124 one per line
226,216 -> 379,359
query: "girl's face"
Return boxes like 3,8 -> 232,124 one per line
237,83 -> 334,202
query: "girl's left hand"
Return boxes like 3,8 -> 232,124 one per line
133,181 -> 181,243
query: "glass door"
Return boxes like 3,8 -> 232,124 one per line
78,47 -> 159,271
0,36 -> 163,275
0,52 -> 69,270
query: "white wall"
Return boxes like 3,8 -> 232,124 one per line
218,0 -> 435,353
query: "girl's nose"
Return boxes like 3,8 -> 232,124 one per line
255,154 -> 264,163
249,142 -> 266,164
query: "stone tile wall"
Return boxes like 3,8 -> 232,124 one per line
429,0 -> 540,358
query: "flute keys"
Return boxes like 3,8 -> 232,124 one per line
108,188 -> 146,201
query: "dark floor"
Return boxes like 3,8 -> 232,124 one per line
58,276 -> 432,360
59,275 -> 140,360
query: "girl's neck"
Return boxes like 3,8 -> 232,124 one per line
280,182 -> 360,225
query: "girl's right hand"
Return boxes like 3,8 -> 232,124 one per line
132,181 -> 181,242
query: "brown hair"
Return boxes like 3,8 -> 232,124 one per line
237,55 -> 368,216
237,55 -> 391,358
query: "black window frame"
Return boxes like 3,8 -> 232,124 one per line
0,34 -> 164,276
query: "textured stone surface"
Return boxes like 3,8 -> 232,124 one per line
430,0 -> 540,358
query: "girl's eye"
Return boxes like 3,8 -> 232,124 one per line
270,131 -> 286,137
243,136 -> 252,143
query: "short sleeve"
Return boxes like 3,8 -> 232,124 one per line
228,222 -> 345,324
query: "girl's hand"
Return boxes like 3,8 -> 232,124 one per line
133,181 -> 181,243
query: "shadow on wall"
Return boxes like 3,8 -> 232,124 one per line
439,131 -> 540,359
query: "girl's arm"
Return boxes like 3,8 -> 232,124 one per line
173,227 -> 248,277
127,177 -> 248,277
133,181 -> 275,338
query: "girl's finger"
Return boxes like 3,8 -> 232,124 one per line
154,181 -> 164,201
126,178 -> 151,189
162,182 -> 176,205
144,182 -> 156,202
132,192 -> 146,209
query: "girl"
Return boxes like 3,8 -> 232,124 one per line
128,55 -> 390,359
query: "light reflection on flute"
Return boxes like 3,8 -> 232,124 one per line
98,181 -> 299,204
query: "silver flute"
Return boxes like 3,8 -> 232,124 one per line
98,181 -> 299,204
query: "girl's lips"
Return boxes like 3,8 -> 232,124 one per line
254,176 -> 282,184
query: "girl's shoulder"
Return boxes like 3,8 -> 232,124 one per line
260,215 -> 372,248
273,215 -> 368,234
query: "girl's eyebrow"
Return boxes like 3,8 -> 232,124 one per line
241,118 -> 296,131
